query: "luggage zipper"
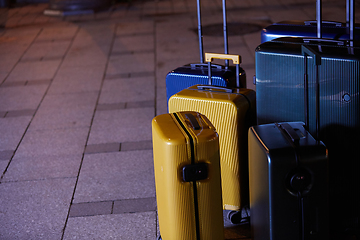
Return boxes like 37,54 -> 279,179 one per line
173,112 -> 202,240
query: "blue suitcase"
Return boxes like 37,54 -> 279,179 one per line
261,0 -> 359,43
255,3 -> 360,236
165,0 -> 246,105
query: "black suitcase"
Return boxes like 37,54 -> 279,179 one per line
249,122 -> 329,240
254,1 -> 360,236
249,44 -> 329,240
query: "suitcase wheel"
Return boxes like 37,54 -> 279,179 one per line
227,206 -> 250,225
227,210 -> 242,224
156,235 -> 162,240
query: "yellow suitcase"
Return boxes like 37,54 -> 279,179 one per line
168,53 -> 256,217
152,111 -> 224,240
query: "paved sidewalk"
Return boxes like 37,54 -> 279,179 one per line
0,0 -> 357,239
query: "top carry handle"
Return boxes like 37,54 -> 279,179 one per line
196,0 -> 230,66
205,53 -> 241,87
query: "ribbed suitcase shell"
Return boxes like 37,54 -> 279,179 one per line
166,64 -> 246,104
168,85 -> 256,211
255,38 -> 360,235
248,122 -> 329,240
152,111 -> 224,240
261,20 -> 360,43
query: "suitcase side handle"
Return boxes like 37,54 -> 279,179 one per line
185,113 -> 201,130
304,20 -> 342,27
303,38 -> 345,46
197,85 -> 233,93
190,63 -> 223,70
205,53 -> 241,87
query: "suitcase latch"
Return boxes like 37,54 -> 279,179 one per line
182,163 -> 208,182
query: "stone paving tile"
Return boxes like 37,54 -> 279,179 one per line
99,77 -> 155,104
112,34 -> 154,53
2,154 -> 83,182
0,150 -> 14,161
63,212 -> 156,240
121,140 -> 152,152
106,52 -> 155,75
41,91 -> 99,108
105,71 -> 155,79
0,160 -> 8,176
85,142 -> 121,154
0,116 -> 32,151
88,107 -> 154,144
96,102 -> 126,111
115,21 -> 154,36
0,178 -> 76,240
126,100 -> 155,109
73,150 -> 155,203
48,65 -> 105,94
5,59 -> 62,82
21,40 -> 71,61
30,106 -> 94,130
25,79 -> 52,86
69,201 -> 113,218
5,109 -> 36,118
0,84 -> 48,111
15,127 -> 89,158
113,197 -> 156,214
35,26 -> 79,42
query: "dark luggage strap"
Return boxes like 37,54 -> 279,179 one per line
302,45 -> 321,141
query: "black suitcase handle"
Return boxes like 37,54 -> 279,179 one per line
197,85 -> 233,93
304,20 -> 342,27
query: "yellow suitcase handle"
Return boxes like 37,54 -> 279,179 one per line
205,53 -> 241,65
204,53 -> 241,87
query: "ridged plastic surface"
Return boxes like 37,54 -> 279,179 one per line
168,86 -> 256,211
248,123 -> 329,240
152,112 -> 224,240
255,40 -> 360,233
165,64 -> 247,104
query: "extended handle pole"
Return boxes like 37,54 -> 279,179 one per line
197,0 -> 204,63
222,0 -> 229,68
316,0 -> 322,39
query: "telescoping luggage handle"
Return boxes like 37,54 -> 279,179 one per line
205,52 -> 241,87
304,0 -> 355,46
196,0 -> 230,68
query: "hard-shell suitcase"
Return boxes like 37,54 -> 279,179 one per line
169,53 -> 256,218
248,122 -> 329,240
165,0 -> 246,104
261,0 -> 359,43
255,7 -> 360,234
152,111 -> 224,240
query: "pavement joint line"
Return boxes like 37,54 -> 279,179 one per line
3,109 -> 37,118
69,197 -> 156,218
85,140 -> 152,154
97,100 -> 155,111
111,49 -> 154,56
105,71 -> 155,79
0,150 -> 14,161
